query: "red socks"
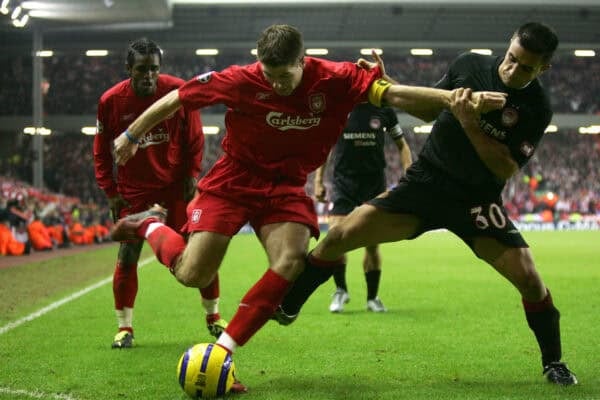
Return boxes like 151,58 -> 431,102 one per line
522,289 -> 554,312
145,225 -> 187,270
225,269 -> 290,346
113,262 -> 138,309
201,274 -> 220,299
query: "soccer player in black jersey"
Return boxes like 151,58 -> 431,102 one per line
275,22 -> 577,385
313,102 -> 412,313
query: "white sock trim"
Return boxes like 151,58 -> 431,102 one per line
145,222 -> 164,238
216,332 -> 238,354
116,307 -> 133,329
202,298 -> 219,315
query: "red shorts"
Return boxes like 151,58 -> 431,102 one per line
183,156 -> 319,238
120,183 -> 187,232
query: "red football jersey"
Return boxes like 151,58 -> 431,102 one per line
178,57 -> 381,185
94,74 -> 204,199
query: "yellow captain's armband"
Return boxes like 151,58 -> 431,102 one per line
368,79 -> 392,107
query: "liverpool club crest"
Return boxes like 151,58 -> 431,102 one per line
309,93 -> 326,113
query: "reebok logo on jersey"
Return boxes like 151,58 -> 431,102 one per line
266,112 -> 321,131
256,92 -> 272,101
196,71 -> 213,83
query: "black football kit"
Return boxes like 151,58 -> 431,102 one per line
330,102 -> 404,215
369,52 -> 552,248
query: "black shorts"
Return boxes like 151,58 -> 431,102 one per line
331,173 -> 386,216
367,164 -> 528,249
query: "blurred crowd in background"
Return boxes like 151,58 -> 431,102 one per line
0,175 -> 111,256
1,51 -> 599,116
1,51 -> 599,256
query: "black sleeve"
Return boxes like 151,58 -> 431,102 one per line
434,52 -> 479,90
434,53 -> 465,90
508,116 -> 550,167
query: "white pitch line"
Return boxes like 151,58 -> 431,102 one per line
0,256 -> 156,336
0,387 -> 80,400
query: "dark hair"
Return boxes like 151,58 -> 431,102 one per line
514,22 -> 559,62
126,37 -> 163,67
256,24 -> 304,67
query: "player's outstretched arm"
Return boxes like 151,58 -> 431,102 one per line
361,50 -> 507,123
359,50 -> 450,121
374,81 -> 453,122
373,80 -> 507,123
113,89 -> 182,165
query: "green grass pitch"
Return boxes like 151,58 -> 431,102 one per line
0,230 -> 598,399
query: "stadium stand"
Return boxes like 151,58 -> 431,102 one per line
0,52 -> 599,115
1,51 -> 598,257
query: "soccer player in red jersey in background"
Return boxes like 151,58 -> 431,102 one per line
110,25 -> 505,384
94,38 -> 227,349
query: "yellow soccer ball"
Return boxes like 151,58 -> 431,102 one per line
177,343 -> 236,399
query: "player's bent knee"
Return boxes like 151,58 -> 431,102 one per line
174,263 -> 213,288
322,224 -> 346,247
271,256 -> 305,281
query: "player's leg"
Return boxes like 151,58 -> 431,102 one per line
110,197 -> 150,350
364,244 -> 386,312
112,192 -> 243,287
216,221 -> 311,354
473,237 -> 577,385
167,196 -> 228,338
327,215 -> 349,313
448,197 -> 577,385
165,195 -> 227,338
170,230 -> 231,288
278,202 -> 420,321
201,274 -> 228,339
111,240 -> 143,348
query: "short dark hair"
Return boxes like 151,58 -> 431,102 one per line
256,24 -> 304,67
514,22 -> 559,62
126,37 -> 163,67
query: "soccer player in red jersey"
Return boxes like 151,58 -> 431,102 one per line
110,25 -> 505,379
94,38 -> 227,349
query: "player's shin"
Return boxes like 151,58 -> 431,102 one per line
113,261 -> 138,310
225,269 -> 290,346
280,252 -> 346,315
522,289 -> 562,366
145,224 -> 187,270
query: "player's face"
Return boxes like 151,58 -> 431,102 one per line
128,53 -> 161,97
260,59 -> 304,96
498,38 -> 550,89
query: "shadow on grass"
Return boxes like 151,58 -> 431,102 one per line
322,307 -> 444,320
245,374 -> 579,400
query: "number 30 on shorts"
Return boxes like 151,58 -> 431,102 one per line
470,203 -> 507,230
